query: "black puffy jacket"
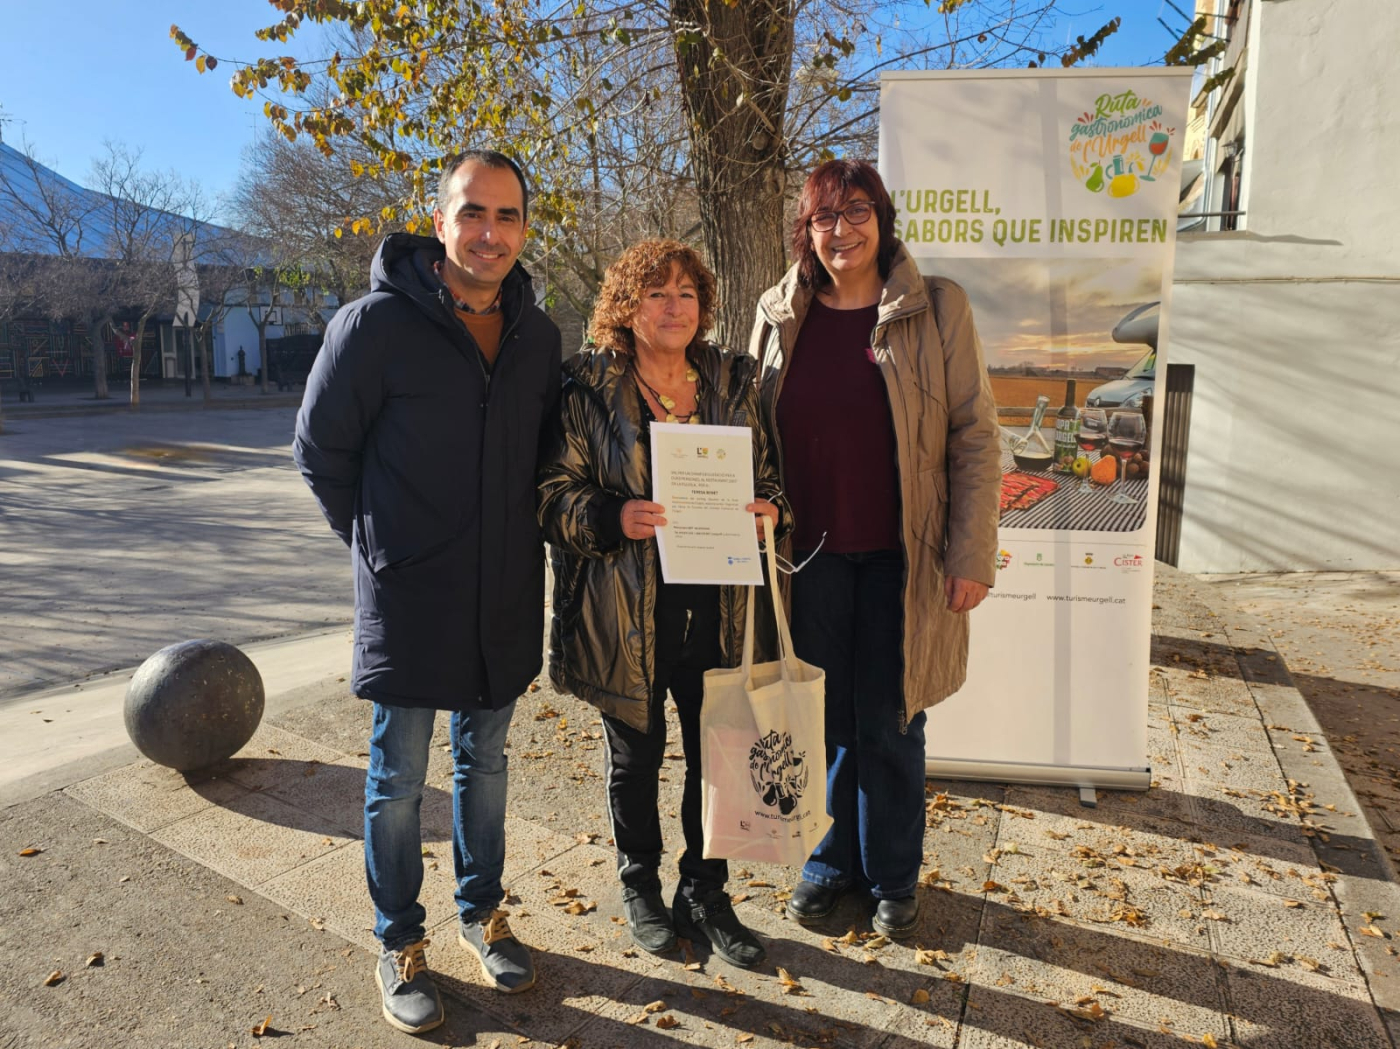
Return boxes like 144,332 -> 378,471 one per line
294,233 -> 561,710
538,344 -> 787,732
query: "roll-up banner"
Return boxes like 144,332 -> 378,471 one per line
879,68 -> 1193,792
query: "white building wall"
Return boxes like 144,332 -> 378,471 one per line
1169,0 -> 1400,572
213,307 -> 284,380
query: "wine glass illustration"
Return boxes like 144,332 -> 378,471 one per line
1143,132 -> 1170,181
1075,408 -> 1108,493
1105,411 -> 1146,506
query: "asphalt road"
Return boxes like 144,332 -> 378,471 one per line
0,407 -> 351,700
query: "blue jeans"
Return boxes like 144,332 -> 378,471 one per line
790,550 -> 927,900
364,701 -> 516,950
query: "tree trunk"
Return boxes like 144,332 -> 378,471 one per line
669,0 -> 794,346
128,318 -> 147,409
199,326 -> 213,403
90,316 -> 111,400
258,324 -> 269,394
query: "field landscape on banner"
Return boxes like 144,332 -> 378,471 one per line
928,256 -> 1163,534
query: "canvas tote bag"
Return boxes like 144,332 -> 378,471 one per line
700,515 -> 832,864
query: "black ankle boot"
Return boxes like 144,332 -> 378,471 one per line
621,885 -> 677,954
785,880 -> 847,923
673,891 -> 766,969
872,895 -> 920,937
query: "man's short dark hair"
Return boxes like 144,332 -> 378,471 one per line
436,150 -> 530,222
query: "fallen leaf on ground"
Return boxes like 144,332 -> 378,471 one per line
1055,998 -> 1107,1022
18,847 -> 42,857
714,974 -> 741,995
251,1015 -> 273,1037
736,1035 -> 754,1044
643,1000 -> 667,1014
43,970 -> 64,986
776,967 -> 805,995
654,1015 -> 679,1030
85,952 -> 103,967
911,988 -> 931,1005
226,895 -> 243,905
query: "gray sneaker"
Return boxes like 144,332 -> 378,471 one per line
375,939 -> 444,1033
458,910 -> 535,993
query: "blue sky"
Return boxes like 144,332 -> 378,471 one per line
0,0 -> 1180,222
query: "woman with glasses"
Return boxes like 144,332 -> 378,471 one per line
748,159 -> 1002,938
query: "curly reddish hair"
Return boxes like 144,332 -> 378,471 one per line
588,239 -> 718,355
790,159 -> 898,289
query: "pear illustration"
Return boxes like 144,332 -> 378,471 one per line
1085,163 -> 1105,193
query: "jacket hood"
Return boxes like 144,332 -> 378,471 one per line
370,232 -> 537,329
757,241 -> 930,335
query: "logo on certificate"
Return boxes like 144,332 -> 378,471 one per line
716,447 -> 727,460
696,447 -> 709,459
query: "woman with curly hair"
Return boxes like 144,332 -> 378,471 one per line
539,239 -> 788,968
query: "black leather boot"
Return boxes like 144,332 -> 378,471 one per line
872,895 -> 920,937
785,879 -> 848,923
673,891 -> 766,969
621,885 -> 677,954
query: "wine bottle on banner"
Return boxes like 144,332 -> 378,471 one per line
1054,379 -> 1079,472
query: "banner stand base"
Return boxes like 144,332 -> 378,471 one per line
925,758 -> 1152,793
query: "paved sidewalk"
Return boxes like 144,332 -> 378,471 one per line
1,380 -> 303,420
2,565 -> 1399,1048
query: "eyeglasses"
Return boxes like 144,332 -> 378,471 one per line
808,201 -> 875,233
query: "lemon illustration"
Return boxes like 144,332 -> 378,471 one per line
1108,172 -> 1138,198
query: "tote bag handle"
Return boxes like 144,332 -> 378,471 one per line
741,514 -> 799,686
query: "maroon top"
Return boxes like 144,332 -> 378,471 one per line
777,298 -> 902,554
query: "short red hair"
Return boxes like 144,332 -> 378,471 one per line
790,159 -> 898,289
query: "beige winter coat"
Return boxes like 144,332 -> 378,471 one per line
748,243 -> 1003,726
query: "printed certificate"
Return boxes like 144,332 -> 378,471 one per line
650,423 -> 762,586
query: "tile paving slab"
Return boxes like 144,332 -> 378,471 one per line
427,901 -> 658,1043
1223,962 -> 1393,1049
64,759 -> 250,833
1203,880 -> 1361,978
960,911 -> 1231,1049
148,788 -> 356,886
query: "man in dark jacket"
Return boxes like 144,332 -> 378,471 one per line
293,150 -> 561,1034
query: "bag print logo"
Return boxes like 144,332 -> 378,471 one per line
748,730 -> 809,815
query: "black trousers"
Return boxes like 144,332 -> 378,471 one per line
603,585 -> 728,901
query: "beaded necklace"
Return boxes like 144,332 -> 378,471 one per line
633,359 -> 701,424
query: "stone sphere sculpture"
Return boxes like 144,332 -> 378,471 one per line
124,640 -> 265,771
